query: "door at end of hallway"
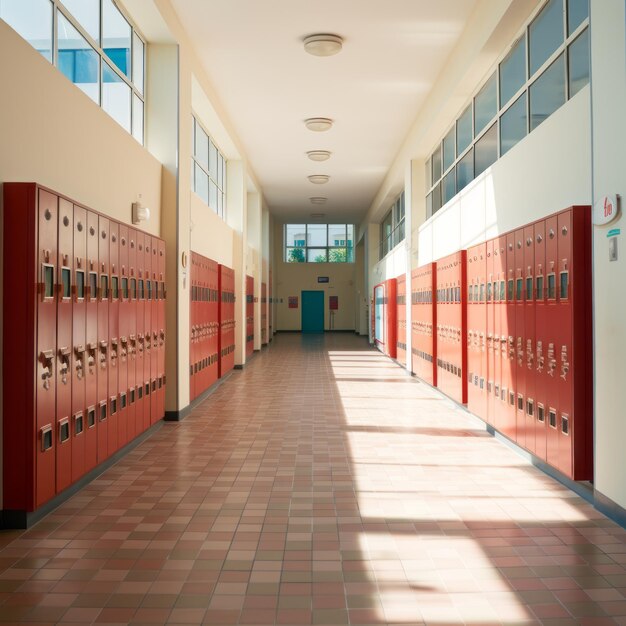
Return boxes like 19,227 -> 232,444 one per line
301,290 -> 324,333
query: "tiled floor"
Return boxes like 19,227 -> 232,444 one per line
1,334 -> 626,625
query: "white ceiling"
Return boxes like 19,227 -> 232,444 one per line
171,0 -> 479,224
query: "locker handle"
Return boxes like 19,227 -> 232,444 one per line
74,345 -> 85,354
74,345 -> 85,380
560,345 -> 569,381
59,346 -> 71,357
87,342 -> 97,351
99,340 -> 108,349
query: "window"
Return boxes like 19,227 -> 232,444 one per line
379,192 -> 406,258
425,0 -> 589,211
192,116 -> 227,218
1,0 -> 145,141
284,224 -> 354,263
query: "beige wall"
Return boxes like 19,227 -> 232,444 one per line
274,223 -> 357,331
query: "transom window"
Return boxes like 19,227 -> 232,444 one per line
380,191 -> 405,259
192,115 -> 227,218
425,0 -> 589,218
284,224 -> 354,263
1,0 -> 145,143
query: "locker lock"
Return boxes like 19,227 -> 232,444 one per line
547,343 -> 556,377
87,342 -> 97,373
137,334 -> 144,353
153,331 -> 158,347
99,340 -> 108,369
74,345 -> 85,380
58,346 -> 71,385
560,345 -> 570,381
536,341 -> 544,373
120,337 -> 128,361
526,339 -> 534,369
39,349 -> 54,390
129,335 -> 136,358
516,337 -> 523,366
159,330 -> 165,346
111,338 -> 118,365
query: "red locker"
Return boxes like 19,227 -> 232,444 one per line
108,221 -> 120,455
127,230 -> 138,442
523,224 -> 536,454
71,204 -> 87,482
97,217 -> 110,461
396,274 -> 406,365
467,243 -> 487,421
373,279 -> 397,359
118,225 -> 130,447
135,234 -> 146,433
411,264 -> 436,386
554,207 -> 592,480
190,253 -> 197,400
261,282 -> 268,345
143,236 -> 152,430
534,219 -> 548,461
246,275 -> 254,358
501,232 -> 517,441
157,239 -> 166,421
513,228 -> 526,448
219,264 -> 236,378
435,251 -> 466,405
84,210 -> 99,472
493,236 -> 507,432
56,198 -> 73,493
150,239 -> 159,424
486,238 -> 496,426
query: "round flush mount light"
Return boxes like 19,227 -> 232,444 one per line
307,150 -> 331,162
303,34 -> 343,57
310,197 -> 328,204
304,117 -> 333,132
308,175 -> 330,184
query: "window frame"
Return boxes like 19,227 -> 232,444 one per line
284,224 -> 355,264
379,191 -> 406,260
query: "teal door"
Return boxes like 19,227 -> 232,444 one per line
301,290 -> 324,333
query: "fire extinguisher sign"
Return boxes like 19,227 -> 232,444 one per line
593,194 -> 620,225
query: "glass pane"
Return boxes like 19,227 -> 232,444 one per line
425,158 -> 432,189
328,248 -> 348,263
60,0 -> 99,42
57,11 -> 99,103
307,248 -> 327,262
194,163 -> 208,204
474,72 -> 497,136
442,168 -> 456,204
132,93 -> 143,143
329,224 -> 347,247
102,60 -> 131,131
194,121 -> 209,170
456,148 -> 473,192
431,147 -> 442,184
500,93 -> 527,156
529,53 -> 565,130
217,152 -> 223,191
285,224 -> 306,247
102,0 -> 131,78
346,245 -> 355,263
475,122 -> 498,177
456,105 -> 472,156
1,0 -> 53,61
132,32 -> 144,95
308,224 -> 327,247
442,127 -> 455,172
286,248 -> 305,263
529,0 -> 564,76
431,182 -> 442,216
499,36 -> 526,107
568,0 -> 588,35
209,139 -> 218,181
347,225 -> 354,249
209,179 -> 218,212
568,28 -> 589,97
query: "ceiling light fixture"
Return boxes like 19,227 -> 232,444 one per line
304,117 -> 333,132
303,34 -> 343,57
308,175 -> 330,184
307,150 -> 331,162
309,197 -> 328,204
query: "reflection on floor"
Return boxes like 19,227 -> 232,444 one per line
0,333 -> 625,625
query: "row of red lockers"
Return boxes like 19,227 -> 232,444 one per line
189,252 -> 236,401
375,206 -> 592,481
3,183 -> 166,513
246,275 -> 254,358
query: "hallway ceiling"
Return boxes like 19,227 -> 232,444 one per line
171,0 -> 479,224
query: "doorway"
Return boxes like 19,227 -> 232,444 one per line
301,290 -> 324,333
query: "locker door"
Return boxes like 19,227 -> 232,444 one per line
534,220 -> 548,461
143,238 -> 153,426
523,225 -> 536,454
189,254 -> 196,400
157,238 -> 166,421
385,279 -> 397,359
56,198 -> 73,493
71,205 -> 87,482
467,247 -> 481,418
396,275 -> 406,365
36,189 -> 59,506
494,237 -> 506,432
84,210 -> 99,471
486,239 -> 495,426
108,221 -> 120,455
431,264 -> 437,387
545,214 -> 559,468
513,229 -> 526,448
128,230 -> 138,442
150,239 -> 159,424
97,217 -> 110,461
211,260 -> 219,387
503,232 -> 517,441
136,234 -> 146,433
118,225 -> 130,447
